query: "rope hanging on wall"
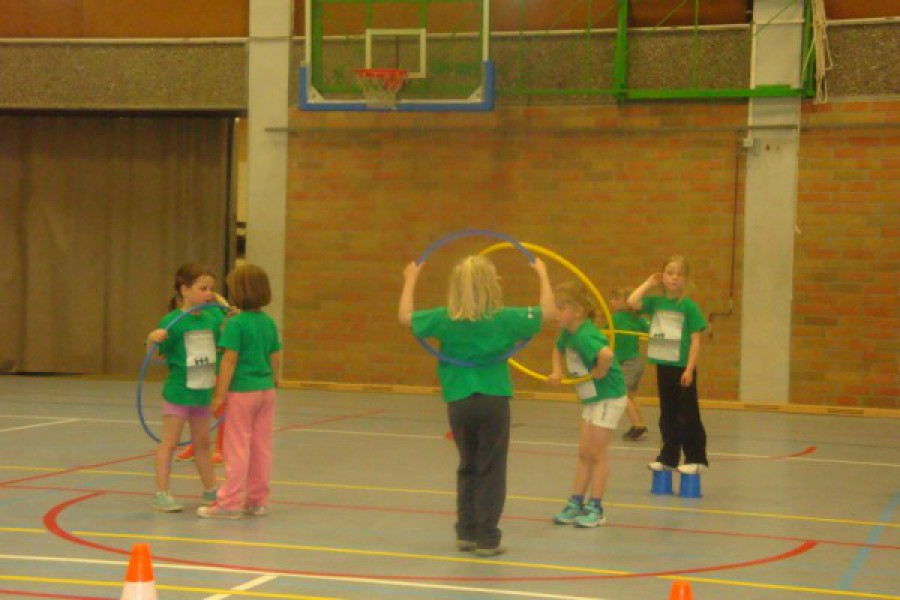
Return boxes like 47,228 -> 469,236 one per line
810,0 -> 834,104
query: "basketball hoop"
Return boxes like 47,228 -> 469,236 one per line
354,68 -> 408,109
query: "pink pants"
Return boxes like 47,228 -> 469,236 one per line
216,388 -> 276,510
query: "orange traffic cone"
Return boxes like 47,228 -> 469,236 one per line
120,543 -> 157,600
669,579 -> 693,600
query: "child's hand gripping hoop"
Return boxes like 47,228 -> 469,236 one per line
136,302 -> 228,445
414,229 -> 536,368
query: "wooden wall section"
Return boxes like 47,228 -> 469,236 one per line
0,0 -> 249,38
1,1 -> 895,39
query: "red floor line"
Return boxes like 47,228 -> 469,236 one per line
0,590 -> 110,600
15,481 -> 900,551
276,408 -> 387,433
0,452 -> 153,487
512,445 -> 818,462
0,408 -> 384,489
43,492 -> 818,583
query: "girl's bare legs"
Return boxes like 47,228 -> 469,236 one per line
188,416 -> 217,491
156,415 -> 187,492
578,421 -> 611,500
571,420 -> 613,497
625,395 -> 644,427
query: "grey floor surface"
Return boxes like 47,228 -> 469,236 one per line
0,376 -> 898,600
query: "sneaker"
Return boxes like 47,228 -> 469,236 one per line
677,463 -> 707,475
175,446 -> 195,462
456,540 -> 476,552
212,452 -> 224,466
152,491 -> 183,513
552,500 -> 583,525
474,545 -> 506,557
648,461 -> 676,471
197,505 -> 242,520
574,502 -> 606,528
246,505 -> 268,517
201,488 -> 218,506
622,426 -> 648,441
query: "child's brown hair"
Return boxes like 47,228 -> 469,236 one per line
169,263 -> 215,310
226,264 -> 272,310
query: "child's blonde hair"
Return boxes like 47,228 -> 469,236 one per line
662,254 -> 694,299
447,255 -> 503,321
555,281 -> 597,321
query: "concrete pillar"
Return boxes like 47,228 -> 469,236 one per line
246,0 -> 292,334
739,0 -> 804,403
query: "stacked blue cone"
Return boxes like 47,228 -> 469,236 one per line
650,469 -> 674,495
679,473 -> 702,498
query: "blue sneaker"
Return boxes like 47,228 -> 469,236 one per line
201,487 -> 218,506
152,491 -> 183,513
552,500 -> 583,525
574,502 -> 606,528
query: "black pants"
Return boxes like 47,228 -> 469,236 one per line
446,393 -> 510,550
656,364 -> 708,468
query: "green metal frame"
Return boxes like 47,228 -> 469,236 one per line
502,0 -> 812,101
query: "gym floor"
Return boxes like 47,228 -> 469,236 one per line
1,376 -> 897,600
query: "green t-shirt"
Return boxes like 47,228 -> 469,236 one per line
555,320 -> 626,404
412,306 -> 543,403
611,311 -> 649,362
157,307 -> 225,406
218,310 -> 282,392
640,295 -> 707,367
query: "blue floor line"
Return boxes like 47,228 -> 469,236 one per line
838,491 -> 900,591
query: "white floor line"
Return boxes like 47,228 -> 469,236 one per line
0,554 -> 609,600
0,413 -> 153,425
290,428 -> 900,466
204,574 -> 279,600
0,418 -> 79,433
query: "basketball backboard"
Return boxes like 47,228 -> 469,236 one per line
301,0 -> 494,111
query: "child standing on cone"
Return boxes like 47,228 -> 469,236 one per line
628,255 -> 708,475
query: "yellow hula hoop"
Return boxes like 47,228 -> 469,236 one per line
480,241 -> 619,385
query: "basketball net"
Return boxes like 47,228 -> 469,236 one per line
354,68 -> 408,109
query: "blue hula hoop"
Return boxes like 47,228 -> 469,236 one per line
414,229 -> 536,368
136,302 -> 228,445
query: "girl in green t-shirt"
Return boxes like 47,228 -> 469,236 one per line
145,263 -> 221,513
399,254 -> 555,556
628,255 -> 709,476
547,281 -> 628,528
609,288 -> 651,442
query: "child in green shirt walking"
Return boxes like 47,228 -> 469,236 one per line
609,288 -> 651,441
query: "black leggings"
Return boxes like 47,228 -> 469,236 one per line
656,365 -> 708,468
446,393 -> 510,549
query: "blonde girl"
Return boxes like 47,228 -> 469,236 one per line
628,255 -> 708,475
609,288 -> 651,441
399,254 -> 554,556
146,263 -> 221,512
548,281 -> 628,528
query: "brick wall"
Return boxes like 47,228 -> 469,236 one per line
794,100 -> 900,408
283,100 -> 898,408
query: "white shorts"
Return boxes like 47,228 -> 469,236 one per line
581,396 -> 628,429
